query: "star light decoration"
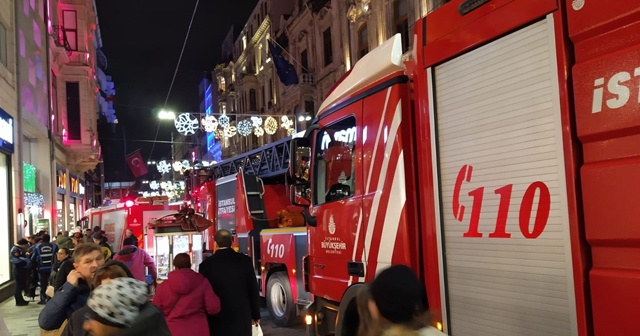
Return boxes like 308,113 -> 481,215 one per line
174,113 -> 296,138
156,160 -> 172,174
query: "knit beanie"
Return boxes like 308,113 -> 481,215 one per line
369,265 -> 424,324
87,277 -> 149,328
123,237 -> 136,247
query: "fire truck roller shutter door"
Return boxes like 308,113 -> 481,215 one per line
431,17 -> 577,336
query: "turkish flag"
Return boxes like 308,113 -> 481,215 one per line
125,150 -> 148,178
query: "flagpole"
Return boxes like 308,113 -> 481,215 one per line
269,37 -> 309,73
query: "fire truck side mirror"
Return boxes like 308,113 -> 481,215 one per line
289,138 -> 312,184
289,184 -> 316,227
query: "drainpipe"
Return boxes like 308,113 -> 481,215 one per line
44,0 -> 57,234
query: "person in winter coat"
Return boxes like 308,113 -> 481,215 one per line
31,234 -> 58,304
113,237 -> 157,283
199,229 -> 261,336
81,277 -> 171,336
49,248 -> 72,292
10,238 -> 31,306
39,243 -> 105,331
61,260 -> 135,336
359,265 -> 447,336
91,232 -> 112,261
154,253 -> 220,336
55,235 -> 75,250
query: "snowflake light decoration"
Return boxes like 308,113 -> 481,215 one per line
181,160 -> 191,170
160,181 -> 167,190
237,120 -> 253,136
149,181 -> 159,190
287,128 -> 296,136
264,117 -> 278,135
251,116 -> 263,127
172,161 -> 183,172
218,114 -> 230,128
280,116 -> 294,130
156,160 -> 172,174
254,126 -> 265,137
175,113 -> 199,135
224,125 -> 238,138
201,115 -> 218,132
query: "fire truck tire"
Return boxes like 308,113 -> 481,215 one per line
266,272 -> 297,327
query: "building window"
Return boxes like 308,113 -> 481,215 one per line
323,28 -> 332,68
249,89 -> 257,111
300,49 -> 308,73
62,10 -> 78,51
394,0 -> 410,52
0,22 -> 6,67
218,76 -> 226,92
66,82 -> 81,140
358,23 -> 368,59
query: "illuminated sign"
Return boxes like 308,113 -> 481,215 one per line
56,167 -> 67,193
79,180 -> 85,195
0,108 -> 14,153
69,175 -> 79,195
321,126 -> 357,150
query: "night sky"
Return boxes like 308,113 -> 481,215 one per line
96,0 -> 258,182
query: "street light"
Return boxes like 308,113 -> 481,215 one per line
158,110 -> 176,120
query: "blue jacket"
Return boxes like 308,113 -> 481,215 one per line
38,280 -> 91,331
10,245 -> 31,269
32,242 -> 58,271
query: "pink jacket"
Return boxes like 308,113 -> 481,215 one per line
153,268 -> 221,336
113,245 -> 157,283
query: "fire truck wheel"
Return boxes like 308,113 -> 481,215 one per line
266,272 -> 296,327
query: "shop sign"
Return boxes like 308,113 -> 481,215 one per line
56,166 -> 67,194
79,180 -> 85,195
70,174 -> 79,196
0,108 -> 14,153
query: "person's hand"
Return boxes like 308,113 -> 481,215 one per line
252,319 -> 260,326
67,270 -> 83,287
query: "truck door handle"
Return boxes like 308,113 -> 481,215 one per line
314,263 -> 325,270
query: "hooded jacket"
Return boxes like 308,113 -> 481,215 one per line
153,268 -> 221,336
113,245 -> 157,283
62,303 -> 171,336
55,236 -> 75,250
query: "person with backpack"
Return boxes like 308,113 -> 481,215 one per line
91,232 -> 112,261
31,234 -> 59,304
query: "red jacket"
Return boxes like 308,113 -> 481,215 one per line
153,268 -> 221,336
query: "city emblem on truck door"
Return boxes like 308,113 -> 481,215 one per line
328,215 -> 336,235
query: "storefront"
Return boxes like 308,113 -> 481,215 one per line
0,108 -> 15,285
56,166 -> 67,233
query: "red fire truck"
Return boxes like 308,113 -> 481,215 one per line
288,0 -> 640,335
189,137 -> 311,326
83,196 -> 180,251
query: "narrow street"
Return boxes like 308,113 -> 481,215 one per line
0,297 -> 306,336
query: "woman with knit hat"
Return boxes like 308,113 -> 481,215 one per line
359,265 -> 447,336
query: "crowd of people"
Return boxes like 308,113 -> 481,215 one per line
10,227 -> 446,336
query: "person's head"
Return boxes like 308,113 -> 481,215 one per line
368,265 -> 429,329
34,236 -> 42,244
72,243 -> 105,280
93,261 -> 133,287
83,277 -> 149,336
73,231 -> 83,239
57,231 -> 63,236
91,232 -> 103,244
125,228 -> 133,236
16,238 -> 29,249
85,228 -> 92,235
122,237 -> 136,248
173,253 -> 191,269
37,230 -> 46,237
214,229 -> 233,249
42,234 -> 51,243
57,248 -> 71,260
92,226 -> 101,233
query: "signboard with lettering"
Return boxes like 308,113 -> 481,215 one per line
56,166 -> 67,194
0,108 -> 14,153
69,174 -> 79,196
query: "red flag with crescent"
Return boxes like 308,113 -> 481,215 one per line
125,150 -> 148,178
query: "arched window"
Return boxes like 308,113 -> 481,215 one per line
393,0 -> 410,52
358,23 -> 368,59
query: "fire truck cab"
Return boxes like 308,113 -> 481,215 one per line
290,0 -> 640,335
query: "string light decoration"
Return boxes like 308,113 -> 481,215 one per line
149,181 -> 159,190
175,113 -> 199,135
237,119 -> 253,136
24,192 -> 45,207
264,117 -> 278,135
251,116 -> 263,127
201,115 -> 218,132
224,125 -> 238,138
218,114 -> 230,128
287,128 -> 296,136
172,161 -> 183,172
181,160 -> 191,170
280,116 -> 294,130
214,129 -> 224,139
156,160 -> 172,174
254,126 -> 264,137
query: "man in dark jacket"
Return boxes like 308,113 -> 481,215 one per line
39,243 -> 105,331
199,229 -> 261,336
32,234 -> 58,304
10,238 -> 31,306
